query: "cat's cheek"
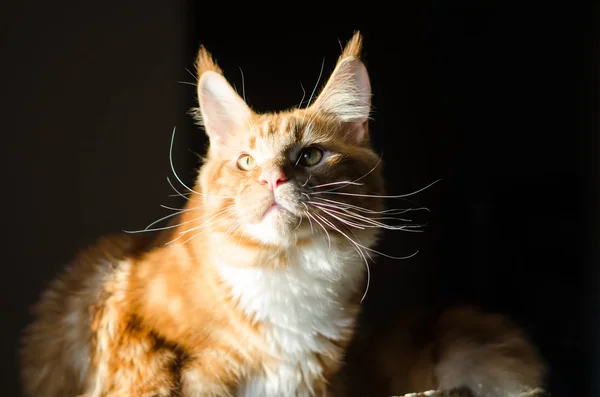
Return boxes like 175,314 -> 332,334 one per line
235,184 -> 273,225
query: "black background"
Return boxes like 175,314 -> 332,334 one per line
2,2 -> 598,396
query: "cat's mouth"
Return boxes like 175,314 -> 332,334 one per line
235,184 -> 305,243
262,198 -> 295,220
263,202 -> 280,217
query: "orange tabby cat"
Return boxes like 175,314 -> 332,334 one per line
21,32 -> 380,397
20,32 -> 546,397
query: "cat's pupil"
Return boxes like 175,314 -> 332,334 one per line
299,147 -> 323,167
236,154 -> 255,171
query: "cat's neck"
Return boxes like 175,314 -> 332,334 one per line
130,208 -> 368,354
146,202 -> 368,324
173,204 -> 368,309
214,234 -> 365,346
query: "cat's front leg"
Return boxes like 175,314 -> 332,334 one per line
233,362 -> 336,397
82,309 -> 182,396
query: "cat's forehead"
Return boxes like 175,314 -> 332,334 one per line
245,112 -> 304,154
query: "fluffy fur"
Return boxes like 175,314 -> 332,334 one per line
21,32 -> 381,397
20,32 -> 546,397
341,306 -> 546,396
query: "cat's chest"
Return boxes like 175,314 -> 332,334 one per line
216,242 -> 363,396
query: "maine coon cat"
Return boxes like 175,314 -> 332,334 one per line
20,32 -> 546,397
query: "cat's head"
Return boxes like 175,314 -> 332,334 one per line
193,32 -> 384,248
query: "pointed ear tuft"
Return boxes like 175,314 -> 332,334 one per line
340,31 -> 363,60
311,32 -> 371,143
195,45 -> 223,77
193,45 -> 251,150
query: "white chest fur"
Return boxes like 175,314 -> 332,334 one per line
217,239 -> 364,396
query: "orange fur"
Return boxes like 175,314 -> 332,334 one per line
20,32 -> 382,397
19,31 -> 545,397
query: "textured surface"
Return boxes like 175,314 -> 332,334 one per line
394,388 -> 546,397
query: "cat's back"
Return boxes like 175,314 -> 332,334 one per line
19,233 -> 155,397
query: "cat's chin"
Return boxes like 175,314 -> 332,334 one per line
241,205 -> 328,246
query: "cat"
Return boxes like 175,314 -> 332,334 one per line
19,32 -> 546,397
20,31 -> 381,397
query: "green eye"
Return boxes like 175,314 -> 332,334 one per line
298,147 -> 323,167
237,154 -> 256,171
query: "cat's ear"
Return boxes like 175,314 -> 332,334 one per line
194,46 -> 251,150
311,31 -> 371,144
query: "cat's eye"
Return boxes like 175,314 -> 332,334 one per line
237,154 -> 256,171
297,147 -> 323,167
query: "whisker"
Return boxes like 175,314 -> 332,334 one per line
226,220 -> 241,235
169,127 -> 201,196
173,226 -> 212,247
309,180 -> 363,189
200,193 -> 237,199
311,202 -> 421,231
143,209 -> 187,230
315,205 -> 384,227
166,209 -> 236,245
167,129 -> 235,200
195,215 -> 243,245
167,176 -> 191,201
301,174 -> 312,187
318,156 -> 383,193
297,82 -> 306,109
224,220 -> 242,240
311,212 -> 371,302
346,227 -> 375,263
173,207 -> 236,238
238,66 -> 246,102
159,204 -> 199,212
187,147 -> 204,159
293,214 -> 303,232
305,58 -> 326,109
123,214 -> 202,234
178,81 -> 197,87
311,179 -> 441,199
361,252 -> 371,302
184,68 -> 198,82
306,211 -> 331,250
362,246 -> 419,260
314,197 -> 429,215
301,204 -> 314,234
238,224 -> 245,247
313,201 -> 412,222
314,207 -> 366,230
318,210 -> 419,301
303,104 -> 321,134
315,210 -> 421,260
161,204 -> 183,211
294,149 -> 304,168
168,192 -> 192,198
124,205 -> 233,235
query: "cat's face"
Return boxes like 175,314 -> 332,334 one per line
194,33 -> 383,247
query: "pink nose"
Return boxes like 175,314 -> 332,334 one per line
259,170 -> 288,190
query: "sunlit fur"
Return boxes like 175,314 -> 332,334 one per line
19,31 -> 546,397
20,32 -> 384,397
